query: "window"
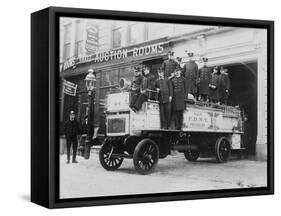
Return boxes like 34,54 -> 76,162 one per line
120,67 -> 134,80
74,21 -> 84,58
112,26 -> 122,48
63,43 -> 71,60
63,23 -> 72,60
64,23 -> 72,43
74,40 -> 83,58
75,20 -> 84,41
101,70 -> 119,87
128,23 -> 145,44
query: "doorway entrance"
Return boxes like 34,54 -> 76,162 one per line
221,61 -> 257,155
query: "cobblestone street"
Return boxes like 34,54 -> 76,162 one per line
60,150 -> 267,199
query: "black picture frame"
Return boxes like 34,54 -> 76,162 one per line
31,6 -> 274,208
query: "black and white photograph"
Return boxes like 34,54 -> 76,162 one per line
58,16 -> 270,199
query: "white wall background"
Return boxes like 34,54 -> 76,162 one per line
0,0 -> 279,215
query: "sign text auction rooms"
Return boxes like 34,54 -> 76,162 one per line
62,42 -> 165,71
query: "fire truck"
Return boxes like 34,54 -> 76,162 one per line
99,79 -> 246,174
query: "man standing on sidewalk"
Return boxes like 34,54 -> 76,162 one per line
63,110 -> 81,164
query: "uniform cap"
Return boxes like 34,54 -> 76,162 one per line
157,66 -> 164,72
176,57 -> 182,62
167,50 -> 174,56
202,58 -> 208,62
185,50 -> 194,57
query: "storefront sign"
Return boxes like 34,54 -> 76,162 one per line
62,42 -> 166,71
85,25 -> 99,54
63,80 -> 77,96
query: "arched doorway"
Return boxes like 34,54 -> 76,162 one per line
221,61 -> 257,155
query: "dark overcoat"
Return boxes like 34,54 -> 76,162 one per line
131,75 -> 143,93
171,76 -> 187,111
141,73 -> 156,98
155,78 -> 173,103
162,59 -> 178,78
198,66 -> 211,95
183,60 -> 199,94
218,72 -> 230,98
209,72 -> 221,100
63,120 -> 81,138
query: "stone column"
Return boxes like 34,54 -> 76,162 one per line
256,30 -> 268,160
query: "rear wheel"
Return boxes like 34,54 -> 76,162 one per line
99,141 -> 124,171
215,136 -> 231,163
184,149 -> 200,161
133,138 -> 159,175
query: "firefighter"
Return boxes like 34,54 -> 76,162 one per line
209,66 -> 221,103
183,52 -> 199,99
156,67 -> 173,129
198,58 -> 211,102
129,66 -> 143,109
162,50 -> 178,79
131,65 -> 156,111
171,65 -> 187,130
219,67 -> 230,105
63,110 -> 81,164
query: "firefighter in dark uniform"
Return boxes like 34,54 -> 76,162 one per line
183,52 -> 199,99
219,67 -> 230,105
198,58 -> 211,102
131,65 -> 156,111
209,66 -> 221,103
156,67 -> 173,129
171,65 -> 187,130
162,51 -> 178,79
129,66 -> 143,109
63,110 -> 81,164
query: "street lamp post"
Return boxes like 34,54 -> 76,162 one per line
84,68 -> 96,159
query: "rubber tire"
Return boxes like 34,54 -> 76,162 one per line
215,136 -> 231,163
133,138 -> 159,175
99,141 -> 124,171
184,150 -> 200,161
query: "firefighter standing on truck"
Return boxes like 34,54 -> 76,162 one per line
156,67 -> 173,129
162,51 -> 178,79
131,65 -> 156,111
219,66 -> 230,105
209,66 -> 221,103
198,58 -> 211,102
129,66 -> 143,109
171,65 -> 187,130
183,51 -> 199,99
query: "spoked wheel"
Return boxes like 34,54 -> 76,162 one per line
215,137 -> 231,163
99,141 -> 124,171
184,149 -> 200,161
133,138 -> 159,175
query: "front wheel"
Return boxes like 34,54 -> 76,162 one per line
99,141 -> 124,171
133,138 -> 159,175
184,149 -> 200,161
215,136 -> 231,163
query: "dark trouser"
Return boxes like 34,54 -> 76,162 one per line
130,92 -> 139,108
174,110 -> 183,130
66,137 -> 78,162
220,94 -> 228,105
200,94 -> 208,102
159,102 -> 171,129
132,94 -> 148,111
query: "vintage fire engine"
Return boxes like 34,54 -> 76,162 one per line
99,79 -> 246,174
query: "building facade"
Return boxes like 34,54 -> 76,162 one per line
59,18 -> 268,160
